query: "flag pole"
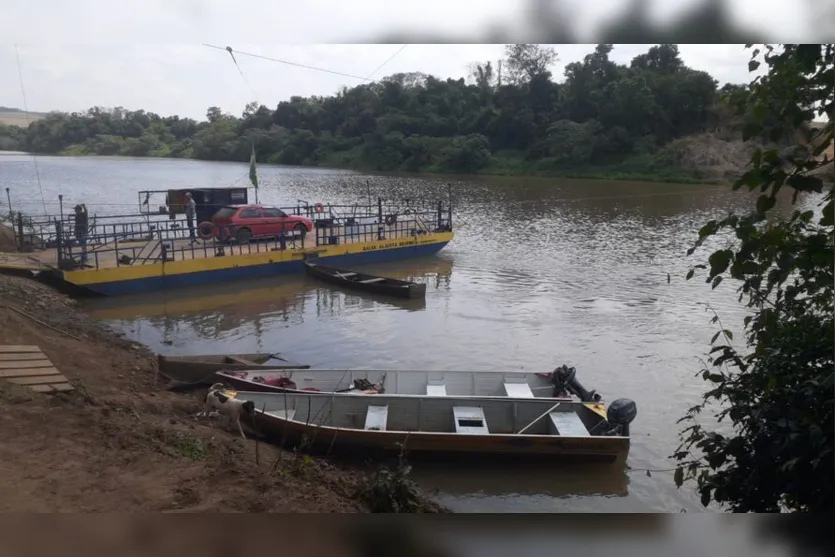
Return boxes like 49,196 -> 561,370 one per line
249,141 -> 259,204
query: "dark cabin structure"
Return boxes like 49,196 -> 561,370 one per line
165,187 -> 249,223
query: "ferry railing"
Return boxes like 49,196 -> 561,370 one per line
6,198 -> 453,271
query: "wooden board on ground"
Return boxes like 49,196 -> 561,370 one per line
0,345 -> 43,353
0,345 -> 73,394
0,353 -> 52,361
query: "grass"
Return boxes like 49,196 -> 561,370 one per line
149,426 -> 208,461
480,152 -> 714,184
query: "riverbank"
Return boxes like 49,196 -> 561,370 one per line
51,146 -> 719,185
0,272 -> 445,512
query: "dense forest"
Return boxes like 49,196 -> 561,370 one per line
0,44 -> 753,182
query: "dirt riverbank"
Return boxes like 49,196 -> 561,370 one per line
0,272 -> 444,512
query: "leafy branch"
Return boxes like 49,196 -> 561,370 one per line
674,44 -> 834,513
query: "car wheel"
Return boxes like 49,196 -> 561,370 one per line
235,228 -> 252,244
294,223 -> 308,234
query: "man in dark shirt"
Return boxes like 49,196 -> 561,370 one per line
74,203 -> 88,264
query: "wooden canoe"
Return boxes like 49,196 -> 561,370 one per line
215,368 -> 575,400
157,352 -> 309,389
304,261 -> 427,299
236,390 -> 632,462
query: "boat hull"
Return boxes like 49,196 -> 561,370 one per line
304,262 -> 426,299
253,412 -> 628,462
240,390 -> 631,463
59,234 -> 450,296
158,353 -> 309,386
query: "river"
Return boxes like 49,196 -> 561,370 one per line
0,153 -> 818,512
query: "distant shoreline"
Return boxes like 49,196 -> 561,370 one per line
0,150 -> 723,186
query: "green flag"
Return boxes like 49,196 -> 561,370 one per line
249,143 -> 259,189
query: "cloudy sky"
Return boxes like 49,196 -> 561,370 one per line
0,0 -> 821,121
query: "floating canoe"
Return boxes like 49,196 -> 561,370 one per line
235,390 -> 636,462
157,352 -> 309,388
304,261 -> 427,299
216,368 -> 574,400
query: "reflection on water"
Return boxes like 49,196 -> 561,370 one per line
86,256 -> 453,357
6,156 -> 823,512
411,461 -> 630,513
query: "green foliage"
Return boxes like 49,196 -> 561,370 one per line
355,444 -> 426,513
0,123 -> 24,151
0,44 -> 744,180
676,44 -> 834,512
503,44 -> 558,84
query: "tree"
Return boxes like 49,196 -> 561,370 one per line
469,61 -> 496,90
503,44 -> 558,84
0,43 -> 744,179
206,106 -> 225,123
674,44 -> 834,512
631,44 -> 685,73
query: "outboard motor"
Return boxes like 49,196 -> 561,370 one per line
551,365 -> 602,403
605,398 -> 638,437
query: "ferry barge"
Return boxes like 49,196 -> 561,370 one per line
1,187 -> 454,296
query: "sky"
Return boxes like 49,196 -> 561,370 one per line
0,0 -> 825,121
0,44 -> 759,121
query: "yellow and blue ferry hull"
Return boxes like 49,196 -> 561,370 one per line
58,232 -> 453,296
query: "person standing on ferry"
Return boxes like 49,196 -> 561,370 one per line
185,192 -> 196,244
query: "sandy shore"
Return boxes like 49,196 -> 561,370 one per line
0,272 -> 444,512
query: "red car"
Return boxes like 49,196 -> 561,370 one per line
210,205 -> 313,243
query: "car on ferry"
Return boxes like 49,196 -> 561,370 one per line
209,204 -> 314,243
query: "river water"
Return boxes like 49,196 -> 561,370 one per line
1,153 -> 818,512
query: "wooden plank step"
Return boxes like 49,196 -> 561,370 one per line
0,360 -> 53,370
0,367 -> 61,378
0,345 -> 42,353
29,383 -> 74,393
0,353 -> 47,361
8,375 -> 71,386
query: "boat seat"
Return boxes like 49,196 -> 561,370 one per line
503,382 -> 534,398
335,272 -> 357,278
453,406 -> 489,434
364,405 -> 389,431
547,411 -> 589,437
265,409 -> 296,421
426,384 -> 447,396
359,277 -> 386,284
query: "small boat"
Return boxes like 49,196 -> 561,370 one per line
157,352 -> 310,389
216,367 -> 577,400
234,389 -> 637,462
304,261 -> 427,299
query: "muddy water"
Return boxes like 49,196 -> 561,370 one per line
2,154 -> 819,512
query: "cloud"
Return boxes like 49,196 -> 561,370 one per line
0,43 -> 756,120
0,1 -> 776,119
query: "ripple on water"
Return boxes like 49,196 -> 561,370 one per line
10,157 -> 817,512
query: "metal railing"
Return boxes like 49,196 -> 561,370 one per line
4,198 -> 453,272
